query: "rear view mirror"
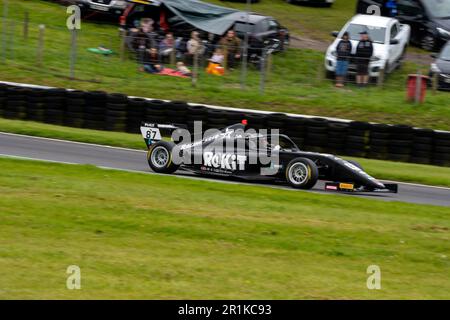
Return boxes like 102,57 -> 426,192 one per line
390,39 -> 399,45
331,31 -> 339,38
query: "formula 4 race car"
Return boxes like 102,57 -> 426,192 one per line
140,121 -> 398,193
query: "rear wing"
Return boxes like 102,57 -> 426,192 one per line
140,122 -> 187,148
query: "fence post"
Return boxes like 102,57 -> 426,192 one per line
223,47 -> 228,72
69,29 -> 77,79
415,69 -> 422,104
23,11 -> 29,40
8,19 -> 14,60
120,29 -> 126,62
170,42 -> 176,66
432,71 -> 438,94
377,67 -> 385,88
259,48 -> 266,94
37,24 -> 45,67
1,0 -> 8,62
266,52 -> 273,81
192,52 -> 198,87
316,60 -> 324,84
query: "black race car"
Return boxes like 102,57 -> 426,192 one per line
141,121 -> 398,193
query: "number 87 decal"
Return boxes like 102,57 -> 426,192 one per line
146,130 -> 157,140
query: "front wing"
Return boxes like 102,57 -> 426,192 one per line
325,182 -> 398,194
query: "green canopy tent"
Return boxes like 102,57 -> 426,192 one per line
127,0 -> 248,35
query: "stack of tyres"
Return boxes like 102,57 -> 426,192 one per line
105,93 -> 128,132
186,105 -> 208,132
244,112 -> 267,131
327,122 -> 349,155
387,125 -> 413,162
65,90 -> 85,128
84,91 -> 107,130
165,100 -> 188,124
282,116 -> 306,148
27,88 -> 46,122
305,117 -> 329,152
207,109 -> 229,129
0,83 -> 6,117
266,113 -> 288,134
4,86 -> 28,120
345,121 -> 371,158
410,128 -> 434,164
145,100 -> 167,124
44,88 -> 67,125
432,131 -> 450,166
127,98 -> 147,133
225,110 -> 246,127
368,123 -> 391,160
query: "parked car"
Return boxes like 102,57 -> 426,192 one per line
429,41 -> 450,90
120,2 -> 289,50
233,14 -> 290,52
325,14 -> 410,80
356,0 -> 450,51
75,0 -> 129,17
286,0 -> 335,7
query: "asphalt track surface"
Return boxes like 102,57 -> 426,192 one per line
0,132 -> 449,207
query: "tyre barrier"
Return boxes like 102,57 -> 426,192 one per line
0,83 -> 449,167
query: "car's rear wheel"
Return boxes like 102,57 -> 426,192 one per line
147,141 -> 179,174
285,157 -> 319,189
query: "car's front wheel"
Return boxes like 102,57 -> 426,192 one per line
147,141 -> 179,174
285,157 -> 319,189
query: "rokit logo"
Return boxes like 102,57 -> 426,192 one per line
203,152 -> 246,171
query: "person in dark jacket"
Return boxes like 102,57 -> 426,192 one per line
335,32 -> 352,88
355,31 -> 374,87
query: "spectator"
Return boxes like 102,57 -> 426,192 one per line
140,47 -> 163,74
355,31 -> 373,87
176,62 -> 192,77
209,48 -> 225,65
219,30 -> 241,69
335,32 -> 352,88
159,33 -> 175,60
185,31 -> 204,65
129,18 -> 157,53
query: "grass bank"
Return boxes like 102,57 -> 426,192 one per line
0,157 -> 449,299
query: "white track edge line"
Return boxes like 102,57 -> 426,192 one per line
0,131 -> 146,153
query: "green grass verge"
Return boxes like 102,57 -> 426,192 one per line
1,117 -> 450,187
1,0 -> 449,131
0,157 -> 449,299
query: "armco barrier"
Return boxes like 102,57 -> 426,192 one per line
0,82 -> 449,167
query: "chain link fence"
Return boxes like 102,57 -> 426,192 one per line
0,10 -> 439,99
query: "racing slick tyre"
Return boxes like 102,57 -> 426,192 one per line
147,141 -> 179,174
285,157 -> 318,190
